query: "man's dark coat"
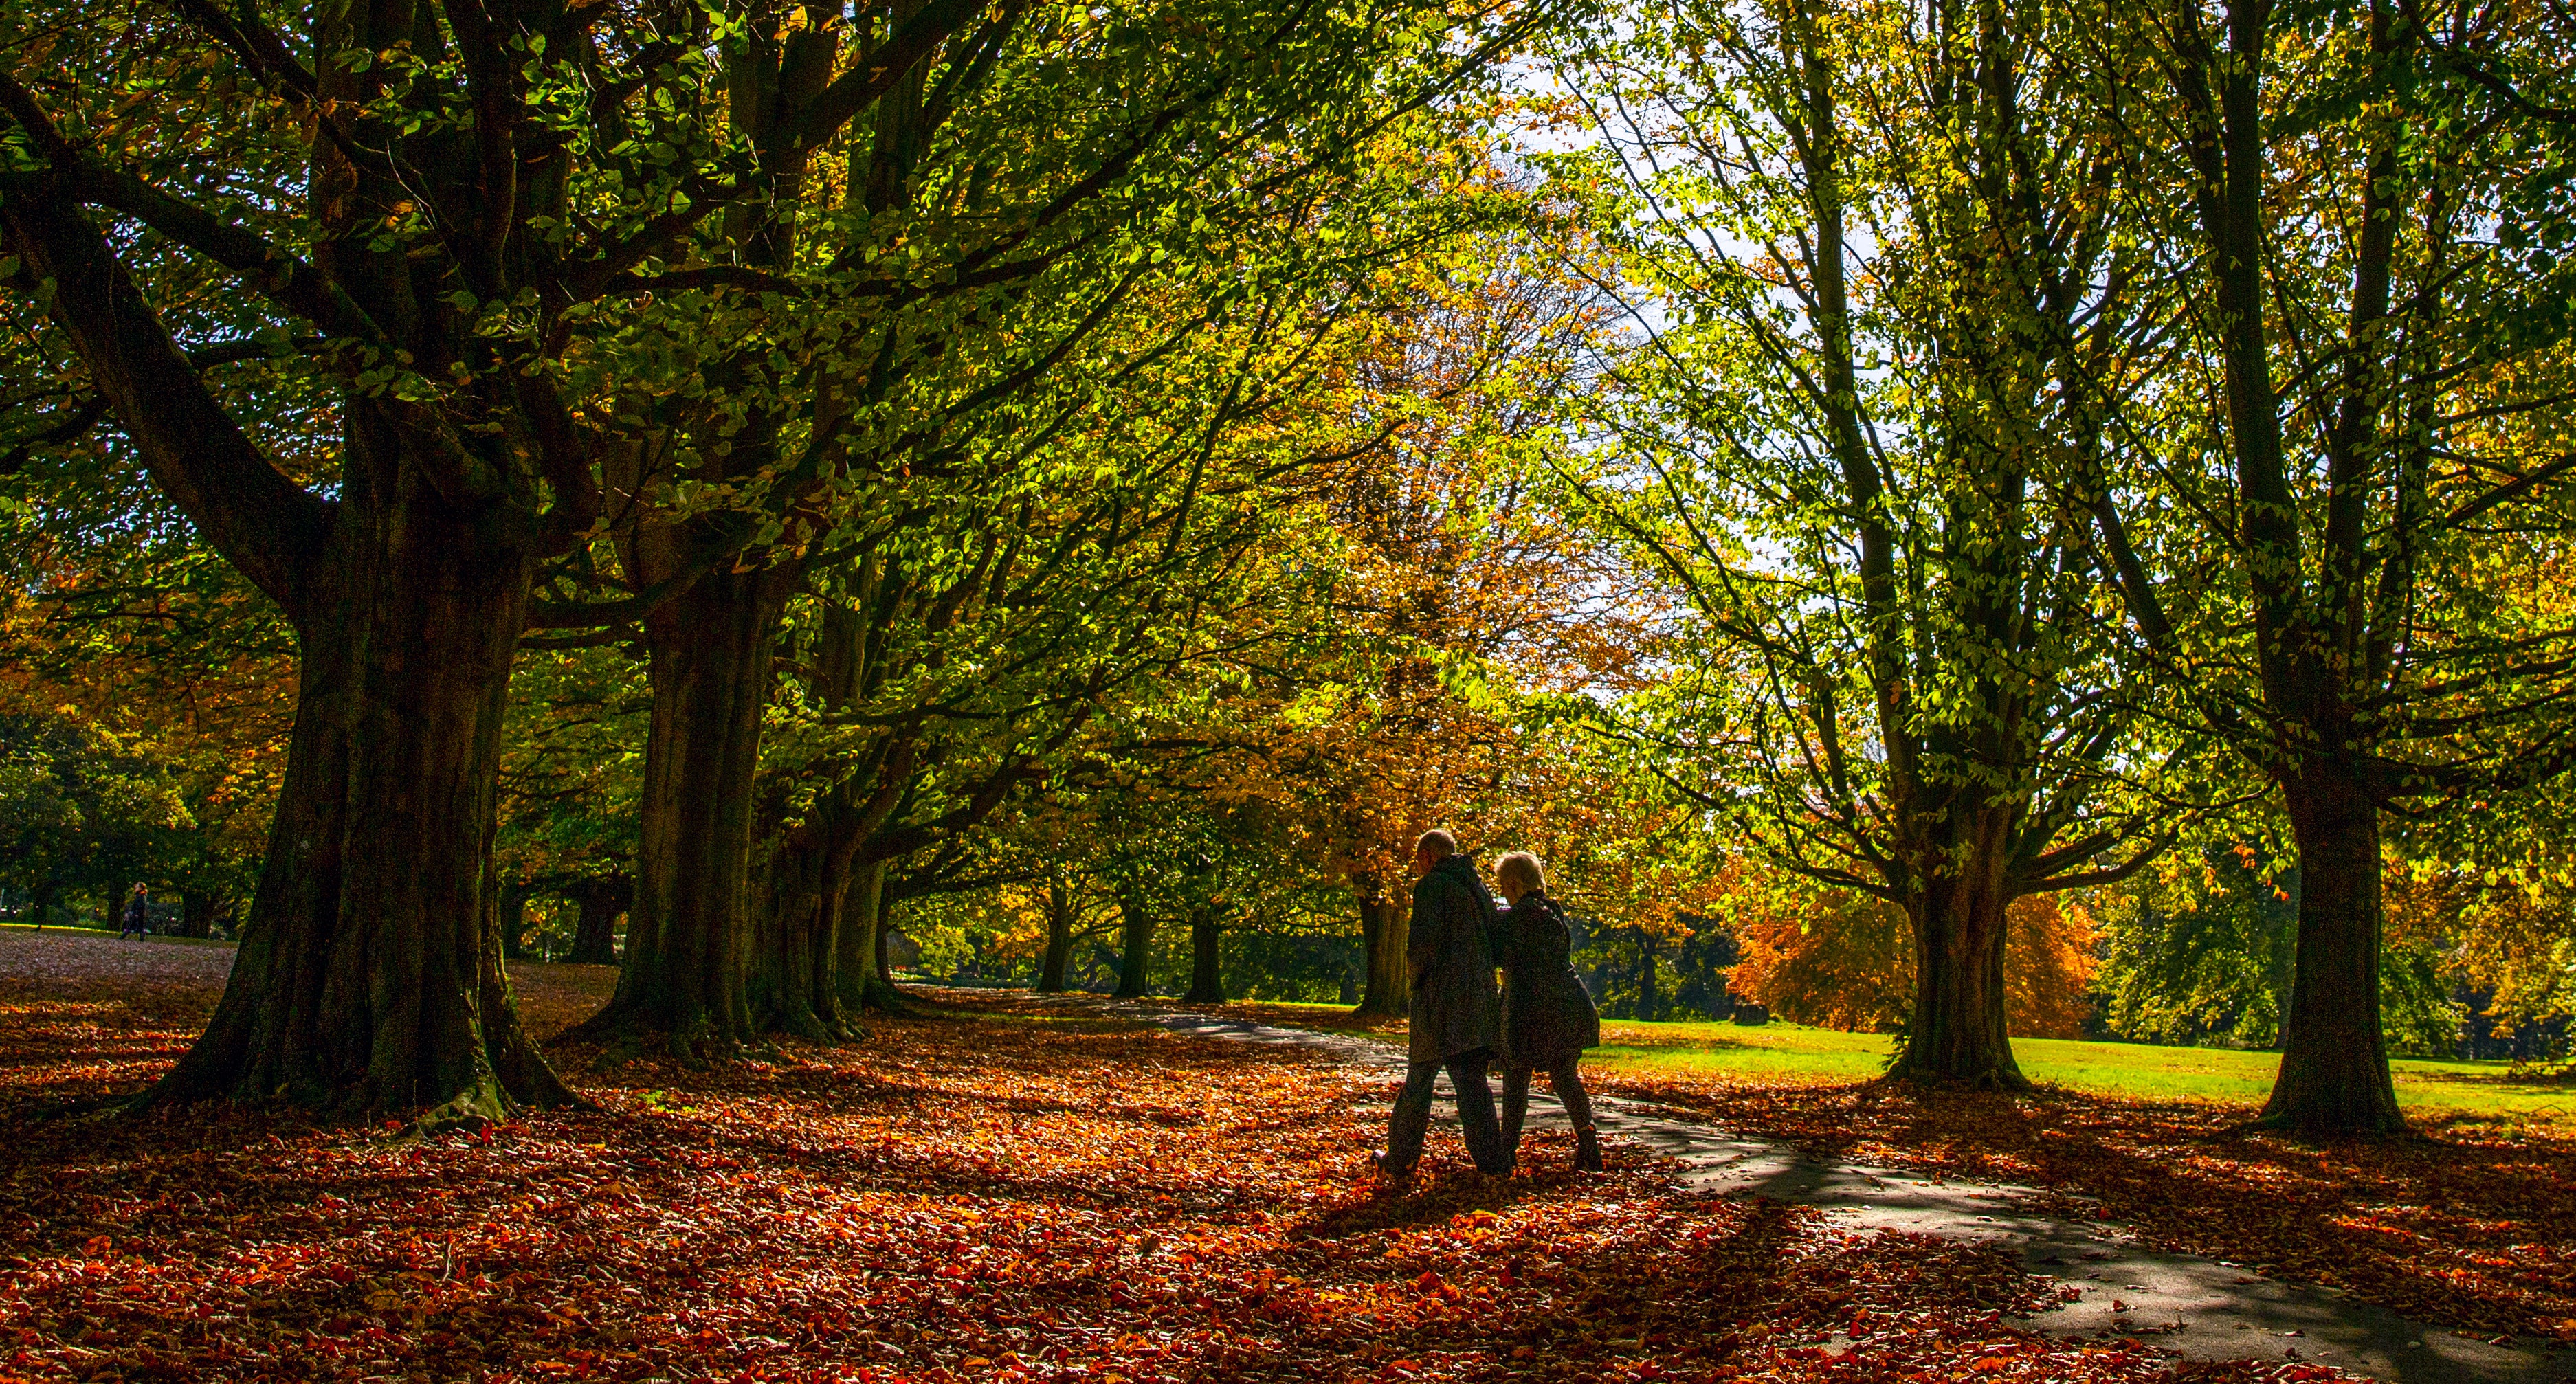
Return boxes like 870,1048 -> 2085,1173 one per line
1407,854 -> 1502,1063
1497,890 -> 1601,1069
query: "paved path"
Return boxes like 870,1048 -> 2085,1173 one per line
1067,997 -> 2572,1384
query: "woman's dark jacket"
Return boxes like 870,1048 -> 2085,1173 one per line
1497,890 -> 1600,1069
1407,855 -> 1503,1063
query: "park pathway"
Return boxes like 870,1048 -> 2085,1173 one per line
1057,994 -> 2573,1384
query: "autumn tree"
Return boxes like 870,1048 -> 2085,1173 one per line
0,423 -> 297,933
1726,872 -> 2101,1038
0,0 -> 1053,1116
540,0 -> 1554,1058
0,0 -> 1555,1105
1548,0 -> 2181,1088
2077,0 -> 2576,1130
1184,226 -> 1635,1016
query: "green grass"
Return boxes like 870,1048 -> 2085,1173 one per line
1214,998 -> 2575,1133
1589,1018 -> 2576,1132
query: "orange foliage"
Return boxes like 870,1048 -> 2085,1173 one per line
1726,877 -> 2100,1038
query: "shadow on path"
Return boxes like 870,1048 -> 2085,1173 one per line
1054,994 -> 2576,1384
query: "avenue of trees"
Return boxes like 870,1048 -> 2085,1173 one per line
4,0 -> 2575,1135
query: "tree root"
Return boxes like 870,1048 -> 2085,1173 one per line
2227,1109 -> 2414,1141
562,1005 -> 770,1071
1878,1064 -> 2037,1095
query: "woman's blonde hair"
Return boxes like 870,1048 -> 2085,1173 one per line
1496,851 -> 1545,896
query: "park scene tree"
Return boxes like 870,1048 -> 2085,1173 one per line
5,0 -> 2576,1378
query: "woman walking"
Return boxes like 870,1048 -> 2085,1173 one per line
1492,851 -> 1603,1171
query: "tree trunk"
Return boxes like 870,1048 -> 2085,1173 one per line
144,459 -> 576,1121
1891,860 -> 2028,1090
498,886 -> 533,961
566,878 -> 626,965
2259,772 -> 2406,1133
1182,906 -> 1224,1005
1113,886 -> 1155,999
749,836 -> 836,1040
875,896 -> 902,987
104,879 -> 129,932
1632,928 -> 1661,1021
834,856 -> 905,1014
1037,871 -> 1075,993
583,567 -> 794,1058
1352,874 -> 1408,1019
179,891 -> 217,939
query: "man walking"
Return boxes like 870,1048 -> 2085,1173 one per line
119,884 -> 151,941
1374,830 -> 1513,1183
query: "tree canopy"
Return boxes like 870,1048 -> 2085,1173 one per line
5,0 -> 2575,1138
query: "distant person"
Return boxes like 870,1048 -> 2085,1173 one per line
119,884 -> 151,941
1492,852 -> 1603,1172
1374,830 -> 1513,1185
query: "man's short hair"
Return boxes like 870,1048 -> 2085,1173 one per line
1415,829 -> 1458,860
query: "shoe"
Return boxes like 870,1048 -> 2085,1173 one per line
1573,1126 -> 1603,1172
1371,1150 -> 1414,1187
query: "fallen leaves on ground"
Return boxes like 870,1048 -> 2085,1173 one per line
1201,997 -> 2576,1347
1584,1068 -> 2576,1344
1,936 -> 2353,1381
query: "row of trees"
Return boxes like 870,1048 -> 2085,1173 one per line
0,0 -> 1597,1121
7,0 -> 2574,1139
1541,0 -> 2576,1131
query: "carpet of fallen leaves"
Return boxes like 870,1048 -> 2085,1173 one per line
1202,998 -> 2576,1348
3,934 -> 2355,1383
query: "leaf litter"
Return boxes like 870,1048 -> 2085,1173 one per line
1,935 -> 2365,1381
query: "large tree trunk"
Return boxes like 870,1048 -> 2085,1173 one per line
744,600 -> 910,1037
1113,887 -> 1155,999
1891,857 -> 2027,1091
1182,906 -> 1224,1005
583,567 -> 794,1058
1037,871 -> 1076,993
749,834 -> 836,1040
2260,770 -> 2405,1133
1352,874 -> 1408,1019
145,456 -> 575,1121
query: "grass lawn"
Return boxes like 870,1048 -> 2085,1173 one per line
1212,998 -> 2576,1136
1585,1020 -> 2576,1136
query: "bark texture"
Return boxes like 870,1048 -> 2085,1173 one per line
1891,855 -> 2025,1090
585,568 -> 797,1058
144,446 -> 575,1120
2261,771 -> 2404,1132
835,858 -> 905,1014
